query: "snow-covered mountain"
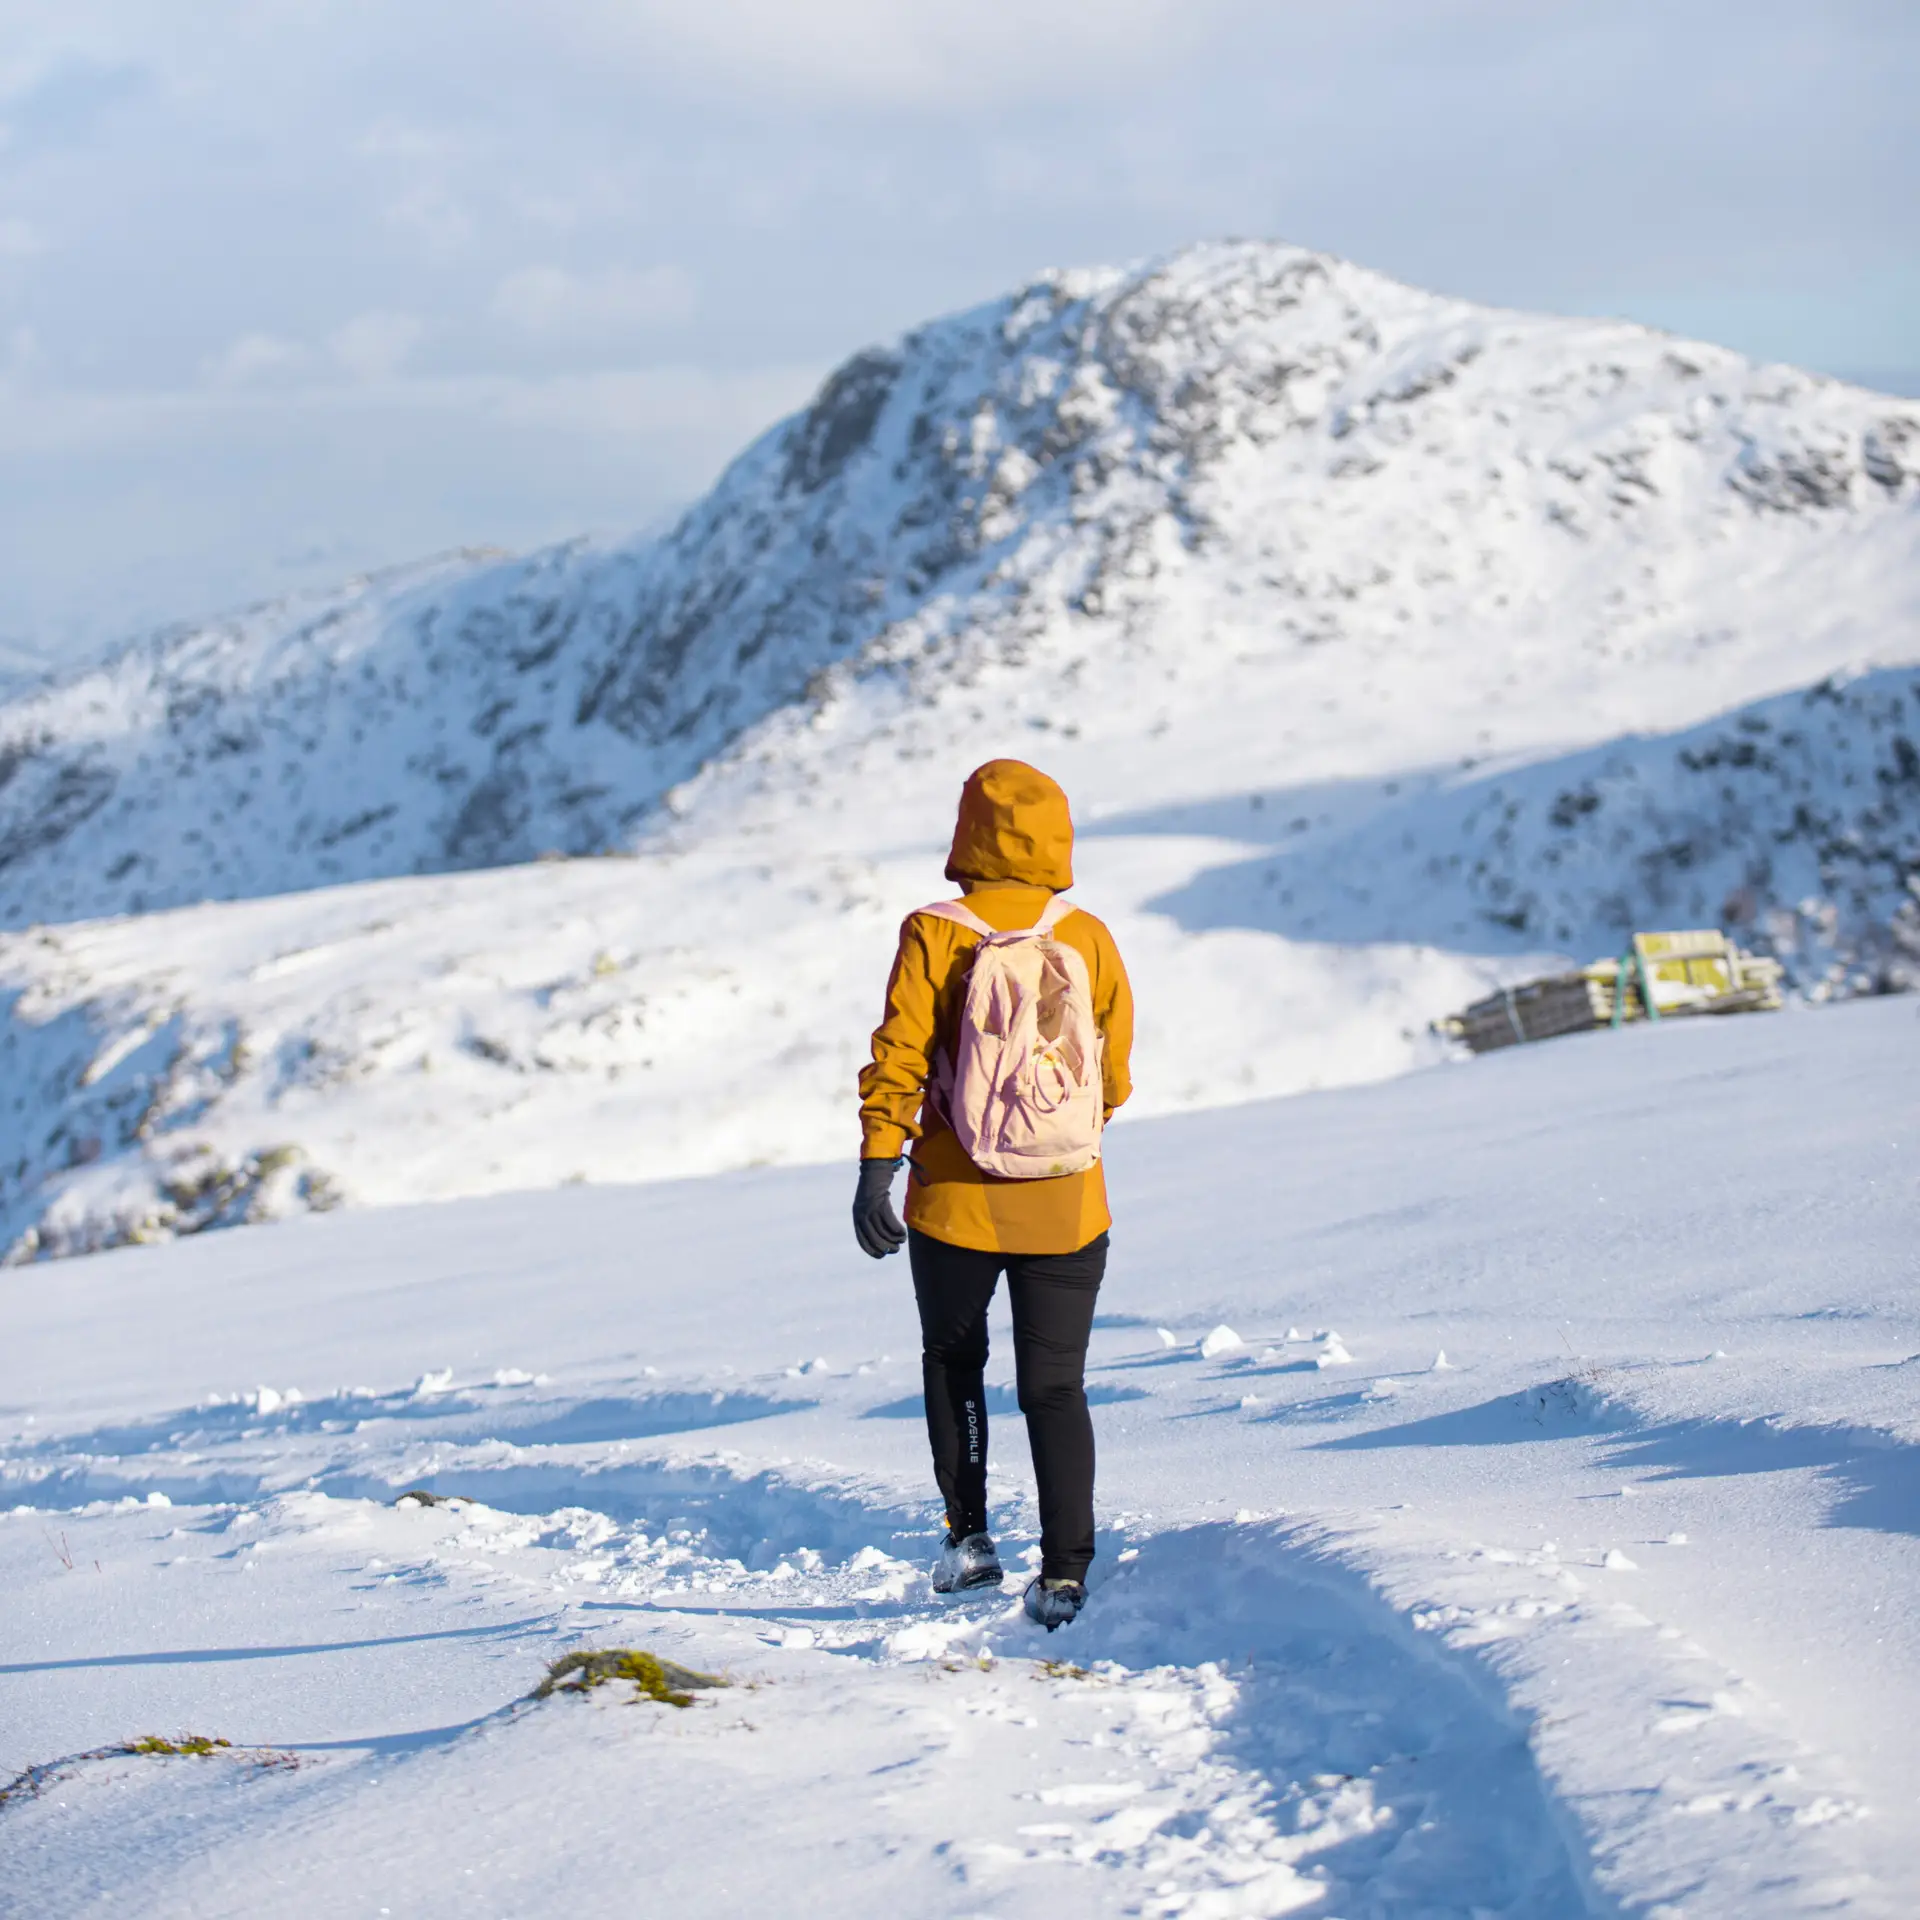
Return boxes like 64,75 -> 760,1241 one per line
2,240 -> 1917,1262
3,241 -> 1915,929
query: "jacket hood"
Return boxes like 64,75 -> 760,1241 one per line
944,759 -> 1074,891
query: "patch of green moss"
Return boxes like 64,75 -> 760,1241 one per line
532,1648 -> 727,1709
124,1734 -> 232,1757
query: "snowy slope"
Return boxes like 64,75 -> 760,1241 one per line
1147,662 -> 1920,991
2,241 -> 1918,1264
3,996 -> 1914,1916
0,819 -> 1504,1262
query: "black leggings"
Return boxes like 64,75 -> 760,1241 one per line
908,1227 -> 1107,1583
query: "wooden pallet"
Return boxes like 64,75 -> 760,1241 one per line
1439,931 -> 1784,1054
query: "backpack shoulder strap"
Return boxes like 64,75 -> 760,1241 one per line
915,895 -> 1079,940
914,899 -> 997,938
1033,893 -> 1077,935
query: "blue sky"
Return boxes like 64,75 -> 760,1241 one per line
1,0 -> 1913,668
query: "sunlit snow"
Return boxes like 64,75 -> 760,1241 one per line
2,996 -> 1912,1914
1,241 -> 1915,1264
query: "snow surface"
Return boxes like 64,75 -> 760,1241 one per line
3,995 -> 1914,1915
1,240 -> 1916,1263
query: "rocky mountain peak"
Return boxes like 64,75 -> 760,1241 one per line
0,239 -> 1915,933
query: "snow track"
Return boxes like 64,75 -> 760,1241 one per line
2,1423 -> 1593,1918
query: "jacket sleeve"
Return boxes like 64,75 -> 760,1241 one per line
1095,922 -> 1134,1119
857,916 -> 941,1159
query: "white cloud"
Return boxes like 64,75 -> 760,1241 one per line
564,0 -> 1207,107
492,264 -> 697,338
330,310 -> 425,381
198,314 -> 423,391
201,331 -> 310,388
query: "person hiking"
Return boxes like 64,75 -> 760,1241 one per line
853,759 -> 1134,1631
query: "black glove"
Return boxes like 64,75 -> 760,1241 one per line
853,1157 -> 907,1259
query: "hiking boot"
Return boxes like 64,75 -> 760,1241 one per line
932,1530 -> 1004,1594
1023,1576 -> 1087,1631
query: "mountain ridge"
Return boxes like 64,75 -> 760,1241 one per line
3,239 -> 1915,930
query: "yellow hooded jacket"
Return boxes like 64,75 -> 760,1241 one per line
858,760 -> 1134,1254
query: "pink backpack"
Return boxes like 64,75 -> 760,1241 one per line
917,896 -> 1106,1180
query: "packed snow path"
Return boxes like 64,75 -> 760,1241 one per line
3,996 -> 1914,1915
